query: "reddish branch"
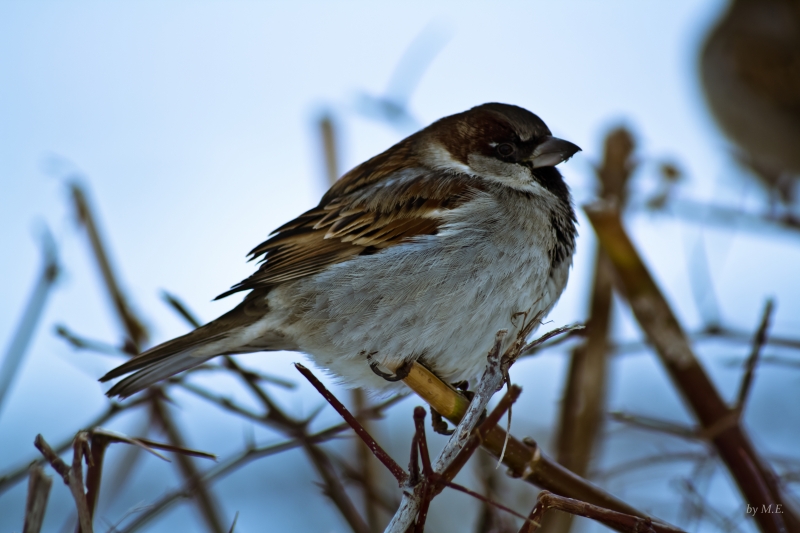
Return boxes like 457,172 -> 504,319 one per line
296,363 -> 409,485
519,491 -> 687,533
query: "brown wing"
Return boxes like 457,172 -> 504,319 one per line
215,164 -> 481,299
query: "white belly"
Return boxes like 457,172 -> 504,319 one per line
270,192 -> 572,391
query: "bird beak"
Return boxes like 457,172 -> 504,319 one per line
528,136 -> 582,168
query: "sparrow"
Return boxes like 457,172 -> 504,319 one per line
101,103 -> 580,397
700,0 -> 800,206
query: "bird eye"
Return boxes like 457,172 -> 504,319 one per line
496,143 -> 516,157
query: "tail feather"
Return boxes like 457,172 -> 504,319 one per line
100,325 -> 230,398
100,330 -> 222,382
100,293 -> 294,398
100,292 -> 297,398
104,346 -> 214,398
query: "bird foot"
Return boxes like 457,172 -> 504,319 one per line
430,407 -> 454,435
366,353 -> 413,382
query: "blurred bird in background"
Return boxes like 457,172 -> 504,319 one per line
700,0 -> 800,213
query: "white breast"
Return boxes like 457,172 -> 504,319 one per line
273,189 -> 572,391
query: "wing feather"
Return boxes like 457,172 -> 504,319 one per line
215,165 -> 482,300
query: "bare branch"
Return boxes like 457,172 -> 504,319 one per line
23,464 -> 52,533
114,419 -> 371,532
148,396 -> 226,533
33,433 -> 93,533
519,491 -> 687,533
296,363 -> 408,485
0,228 -> 59,414
0,400 -> 145,495
736,299 -> 774,413
608,411 -> 700,441
160,290 -> 202,328
69,181 -> 148,348
387,330 -> 515,532
585,202 -> 799,533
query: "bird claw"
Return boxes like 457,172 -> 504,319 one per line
367,353 -> 413,382
452,380 -> 476,402
430,407 -> 454,435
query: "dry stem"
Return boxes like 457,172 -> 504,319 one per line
23,465 -> 52,533
519,491 -> 687,533
586,202 -> 799,533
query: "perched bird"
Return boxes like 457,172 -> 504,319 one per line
700,0 -> 800,207
101,103 -> 580,397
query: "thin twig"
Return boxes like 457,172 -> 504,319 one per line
519,323 -> 585,356
440,480 -> 529,521
33,434 -> 93,533
227,511 -> 239,533
54,325 -> 129,356
386,330 -> 510,533
302,440 -> 371,533
519,491 -> 687,533
645,196 -> 800,237
70,181 -> 148,348
160,291 -> 202,328
678,479 -> 745,533
114,412 -> 390,532
593,451 -> 713,482
0,228 -> 59,414
296,363 -> 408,485
148,396 -> 226,533
333,454 -> 401,515
0,400 -> 146,494
736,299 -> 774,413
608,411 -> 700,440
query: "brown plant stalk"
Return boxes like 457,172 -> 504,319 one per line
585,202 -> 799,533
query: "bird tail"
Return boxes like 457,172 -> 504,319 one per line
100,297 -> 293,398
100,331 -> 220,398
